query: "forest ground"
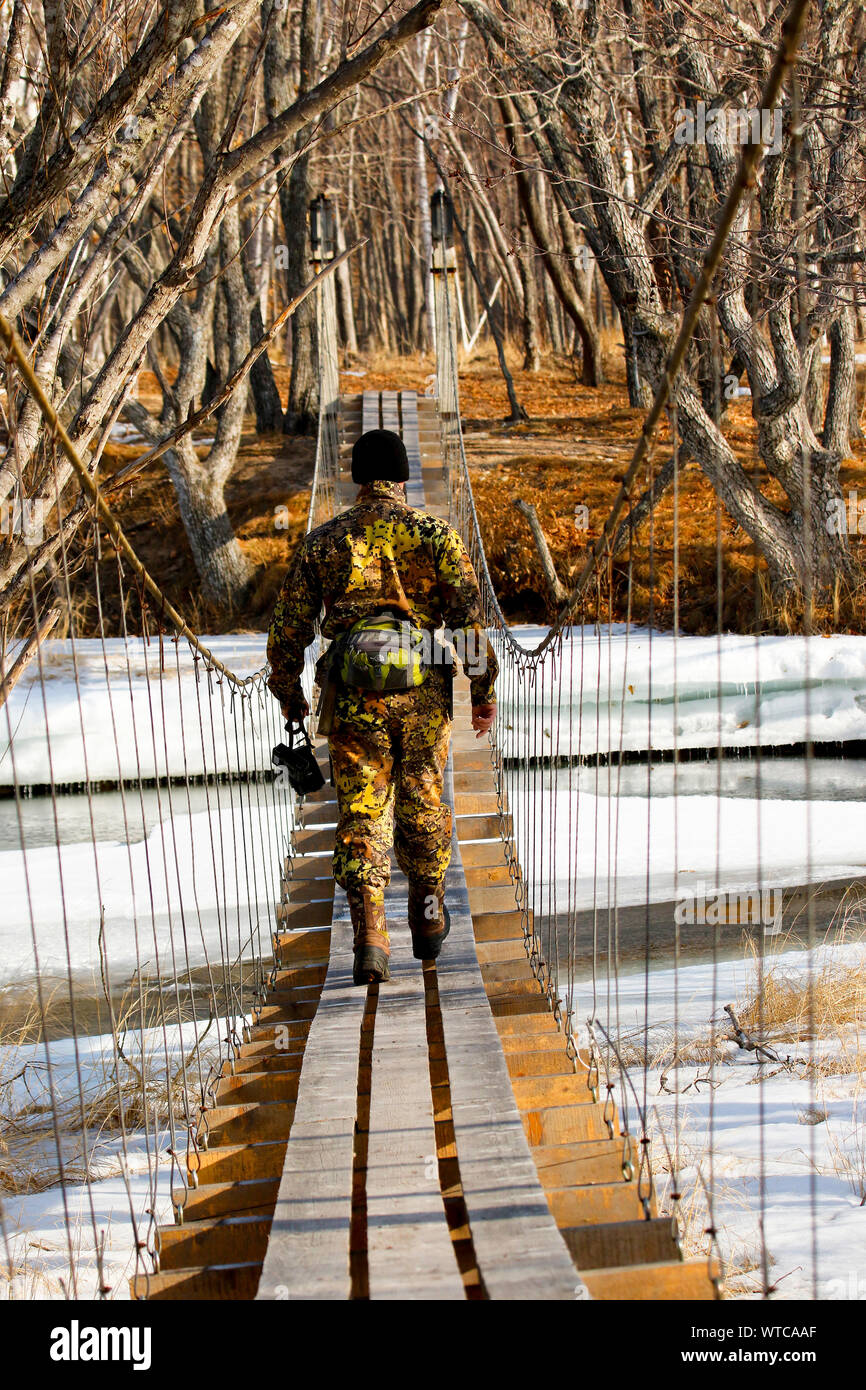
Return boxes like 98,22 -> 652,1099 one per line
89,340 -> 866,636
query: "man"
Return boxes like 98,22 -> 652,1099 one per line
267,428 -> 498,985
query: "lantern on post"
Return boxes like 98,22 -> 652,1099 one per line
309,195 -> 335,265
430,189 -> 455,272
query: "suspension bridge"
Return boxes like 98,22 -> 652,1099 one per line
126,374 -> 714,1302
1,153 -> 860,1303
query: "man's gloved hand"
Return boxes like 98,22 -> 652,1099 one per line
280,692 -> 310,725
471,702 -> 497,739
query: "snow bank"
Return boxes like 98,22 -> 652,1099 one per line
0,636 -> 271,787
0,797 -> 290,988
0,1019 -> 243,1299
7,628 -> 866,790
510,778 -> 866,911
566,943 -> 866,1300
497,626 -> 866,757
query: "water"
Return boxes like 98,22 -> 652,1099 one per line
0,784 -> 232,851
573,756 -> 866,802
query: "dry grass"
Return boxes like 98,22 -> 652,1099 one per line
735,940 -> 866,1053
823,1101 -> 866,1205
649,1127 -> 763,1298
0,978 -> 220,1197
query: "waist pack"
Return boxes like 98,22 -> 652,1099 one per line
339,614 -> 429,692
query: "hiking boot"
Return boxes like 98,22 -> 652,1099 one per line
408,882 -> 451,961
348,887 -> 391,984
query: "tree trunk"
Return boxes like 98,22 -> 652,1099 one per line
517,243 -> 541,372
265,0 -> 319,436
282,154 -> 318,434
824,309 -> 856,457
248,301 -> 285,432
333,200 -> 358,355
166,448 -> 253,611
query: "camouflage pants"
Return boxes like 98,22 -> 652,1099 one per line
329,672 -> 452,934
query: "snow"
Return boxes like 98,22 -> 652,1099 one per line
0,795 -> 289,988
0,636 -> 270,787
1,1138 -> 169,1300
0,1021 -> 230,1300
566,944 -> 866,1299
510,771 -> 866,912
108,423 -> 145,444
497,626 -> 866,757
6,627 -> 866,790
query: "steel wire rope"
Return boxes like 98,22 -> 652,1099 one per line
44,467 -> 127,1296
73,520 -> 149,1289
0,254 -> 350,1299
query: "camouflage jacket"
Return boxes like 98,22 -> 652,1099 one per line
267,479 -> 498,710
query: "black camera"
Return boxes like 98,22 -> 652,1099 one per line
271,722 -> 325,797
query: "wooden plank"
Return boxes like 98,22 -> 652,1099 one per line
456,814 -> 512,840
214,1071 -> 300,1105
365,929 -> 465,1301
133,1264 -> 262,1301
276,900 -> 333,928
271,962 -> 328,988
200,1101 -> 296,1146
159,1215 -> 270,1268
498,1031 -> 568,1054
381,389 -> 399,431
476,939 -> 528,965
561,1218 -> 680,1271
300,801 -> 339,825
463,863 -> 512,887
473,910 -> 527,942
533,1140 -> 638,1189
510,1074 -> 597,1111
275,879 -> 335,905
521,1103 -> 612,1147
581,1260 -> 716,1301
294,826 -> 337,852
468,884 -> 521,914
504,1049 -> 577,1078
488,991 -> 550,1017
493,1011 -> 558,1037
256,897 -> 365,1301
187,1141 -> 287,1184
452,792 -> 501,815
174,1178 -> 279,1222
229,1052 -> 304,1074
286,855 -> 334,880
459,840 -> 510,867
434,759 -> 585,1300
362,390 -> 380,432
273,926 -> 332,962
546,1182 -> 649,1228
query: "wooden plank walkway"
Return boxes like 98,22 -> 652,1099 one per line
133,389 -> 716,1302
365,929 -> 465,1300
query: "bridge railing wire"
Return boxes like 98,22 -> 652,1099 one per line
0,255 -> 340,1297
430,0 -> 819,1300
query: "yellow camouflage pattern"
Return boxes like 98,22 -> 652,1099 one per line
266,479 -> 498,713
329,672 -> 454,915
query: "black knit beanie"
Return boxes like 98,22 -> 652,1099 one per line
351,429 -> 410,484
